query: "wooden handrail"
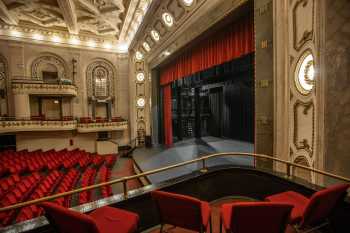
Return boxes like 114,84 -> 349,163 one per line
0,152 -> 349,212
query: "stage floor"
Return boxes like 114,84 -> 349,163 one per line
132,137 -> 254,184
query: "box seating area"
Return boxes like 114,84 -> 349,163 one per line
0,149 -> 118,227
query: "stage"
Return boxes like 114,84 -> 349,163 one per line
132,137 -> 254,184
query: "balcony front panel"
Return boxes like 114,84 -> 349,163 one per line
12,83 -> 78,96
77,121 -> 128,133
0,120 -> 77,133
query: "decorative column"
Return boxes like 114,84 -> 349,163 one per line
13,93 -> 30,118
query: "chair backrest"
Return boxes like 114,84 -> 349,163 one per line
39,202 -> 100,233
229,202 -> 293,233
300,183 -> 349,228
151,191 -> 203,231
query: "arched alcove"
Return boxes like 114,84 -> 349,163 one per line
31,53 -> 70,83
86,58 -> 116,119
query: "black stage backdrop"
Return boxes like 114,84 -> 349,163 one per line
159,53 -> 254,144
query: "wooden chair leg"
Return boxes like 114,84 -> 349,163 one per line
160,224 -> 164,233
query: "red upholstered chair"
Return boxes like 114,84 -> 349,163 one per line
265,184 -> 349,232
151,191 -> 212,233
39,202 -> 139,233
220,202 -> 293,233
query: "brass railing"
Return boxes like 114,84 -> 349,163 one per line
0,152 -> 349,212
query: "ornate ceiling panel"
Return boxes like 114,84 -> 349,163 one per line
0,0 -> 152,50
0,0 -> 125,37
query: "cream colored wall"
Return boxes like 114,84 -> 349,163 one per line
16,131 -> 97,152
0,39 -> 131,150
96,141 -> 118,155
273,0 -> 324,184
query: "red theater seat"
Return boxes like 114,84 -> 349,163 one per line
220,202 -> 292,233
39,202 -> 139,233
265,184 -> 349,232
151,190 -> 212,233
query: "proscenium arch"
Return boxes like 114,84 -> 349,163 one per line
86,58 -> 116,99
31,52 -> 70,81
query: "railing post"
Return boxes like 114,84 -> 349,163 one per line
123,180 -> 128,199
286,162 -> 292,178
200,159 -> 208,173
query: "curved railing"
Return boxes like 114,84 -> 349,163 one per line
1,152 -> 349,212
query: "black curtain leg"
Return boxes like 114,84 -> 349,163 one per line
327,220 -> 335,233
220,215 -> 222,233
210,216 -> 212,233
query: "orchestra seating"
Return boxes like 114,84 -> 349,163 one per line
0,149 -> 118,227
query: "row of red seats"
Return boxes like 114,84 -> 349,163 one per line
0,173 -> 42,226
16,170 -> 63,222
0,174 -> 20,199
79,167 -> 97,205
54,169 -> 81,207
0,151 -> 119,226
78,154 -> 92,168
0,149 -> 94,175
98,165 -> 113,198
105,155 -> 117,167
92,155 -> 105,166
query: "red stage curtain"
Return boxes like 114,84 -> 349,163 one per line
160,14 -> 254,86
163,85 -> 173,146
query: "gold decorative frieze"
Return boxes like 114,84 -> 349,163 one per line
12,83 -> 78,96
0,120 -> 77,133
77,121 -> 128,133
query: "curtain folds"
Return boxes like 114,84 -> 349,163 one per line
160,14 -> 254,86
163,85 -> 173,146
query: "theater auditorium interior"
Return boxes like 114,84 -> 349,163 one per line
0,0 -> 349,232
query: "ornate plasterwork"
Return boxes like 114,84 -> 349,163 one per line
77,120 -> 128,133
0,53 -> 7,90
293,100 -> 315,157
0,0 -> 125,37
118,0 -> 153,45
31,53 -> 70,81
12,83 -> 78,96
0,120 -> 77,133
292,0 -> 314,51
86,58 -> 115,99
0,53 -> 8,115
0,0 -> 153,51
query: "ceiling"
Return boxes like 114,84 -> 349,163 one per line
0,0 -> 152,46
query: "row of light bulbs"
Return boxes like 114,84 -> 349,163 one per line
8,29 -> 128,51
135,0 -> 194,108
135,0 -> 194,61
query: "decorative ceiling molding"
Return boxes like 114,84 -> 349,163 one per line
0,0 -> 153,52
118,0 -> 153,46
130,0 -> 249,68
57,0 -> 79,34
0,0 -> 17,25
